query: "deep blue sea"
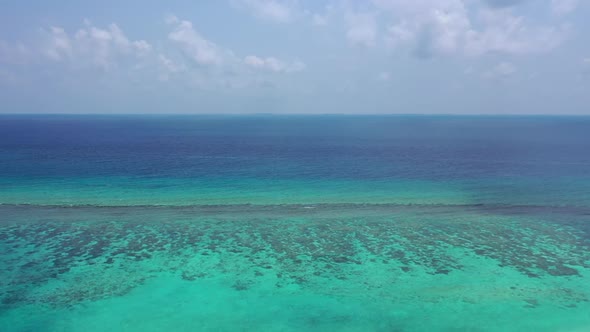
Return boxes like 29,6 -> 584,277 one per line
2,115 -> 590,206
1,115 -> 590,331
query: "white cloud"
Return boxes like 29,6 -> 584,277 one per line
235,0 -> 295,23
346,12 -> 378,48
483,61 -> 517,79
44,27 -> 73,61
375,0 -> 568,57
386,21 -> 415,49
378,0 -> 472,55
158,54 -> 186,81
164,14 -> 180,25
73,23 -> 152,67
0,14 -> 300,90
165,16 -> 305,80
243,55 -> 305,73
168,19 -> 223,65
551,0 -> 579,15
464,9 -> 568,56
41,23 -> 151,68
133,40 -> 152,56
159,16 -> 306,85
159,54 -> 182,72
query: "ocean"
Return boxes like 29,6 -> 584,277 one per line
1,115 -> 589,331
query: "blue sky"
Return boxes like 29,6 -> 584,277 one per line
0,0 -> 589,114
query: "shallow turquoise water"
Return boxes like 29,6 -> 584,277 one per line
1,204 -> 590,331
1,115 -> 590,331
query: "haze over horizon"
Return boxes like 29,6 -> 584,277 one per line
1,0 -> 589,114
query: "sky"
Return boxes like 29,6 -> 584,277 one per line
0,0 -> 589,114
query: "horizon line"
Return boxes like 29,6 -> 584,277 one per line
1,113 -> 590,117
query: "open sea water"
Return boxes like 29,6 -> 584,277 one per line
1,115 -> 589,331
